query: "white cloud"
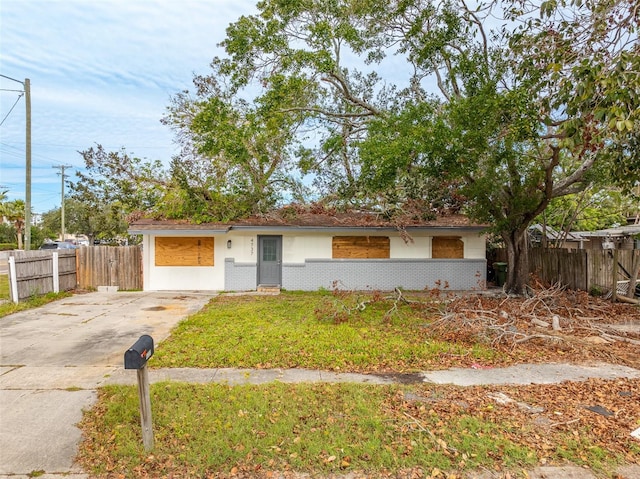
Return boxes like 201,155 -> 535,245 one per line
0,0 -> 258,212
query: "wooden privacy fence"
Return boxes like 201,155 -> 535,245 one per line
6,246 -> 143,302
494,248 -> 640,293
76,245 -> 142,290
7,250 -> 77,302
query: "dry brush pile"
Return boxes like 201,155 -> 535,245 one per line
431,281 -> 640,369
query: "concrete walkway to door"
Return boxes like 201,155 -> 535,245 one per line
0,290 -> 215,477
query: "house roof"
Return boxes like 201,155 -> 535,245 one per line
573,224 -> 640,238
528,224 -> 583,242
128,212 -> 487,235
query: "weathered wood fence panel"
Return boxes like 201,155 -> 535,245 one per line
494,248 -> 638,293
76,245 -> 142,290
588,249 -> 639,294
529,248 -> 589,291
8,250 -> 77,301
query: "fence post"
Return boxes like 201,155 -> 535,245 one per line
8,256 -> 18,303
612,248 -> 618,303
52,252 -> 60,293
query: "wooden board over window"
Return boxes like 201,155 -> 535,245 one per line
155,237 -> 214,266
432,236 -> 464,259
332,236 -> 390,259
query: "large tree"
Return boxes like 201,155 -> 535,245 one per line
165,0 -> 637,293
355,0 -> 639,293
207,0 -> 416,201
162,62 -> 312,221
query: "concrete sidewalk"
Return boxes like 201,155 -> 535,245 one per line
103,362 -> 640,387
1,290 -> 639,479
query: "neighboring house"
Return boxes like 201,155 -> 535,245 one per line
529,224 -> 640,251
128,211 -> 488,292
528,224 -> 587,250
573,224 -> 640,251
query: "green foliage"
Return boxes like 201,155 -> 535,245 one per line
358,0 -> 637,293
40,198 -> 128,244
62,0 -> 637,293
69,145 -> 177,231
162,63 -> 314,220
74,145 -> 168,214
507,0 -> 640,193
540,188 -> 632,233
0,199 -> 26,249
0,223 -> 16,244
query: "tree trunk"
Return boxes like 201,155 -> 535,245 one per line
15,227 -> 23,250
626,250 -> 640,299
502,228 -> 529,295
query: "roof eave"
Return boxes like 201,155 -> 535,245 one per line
230,225 -> 486,233
128,224 -> 487,235
128,226 -> 231,235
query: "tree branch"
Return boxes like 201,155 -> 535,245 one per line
320,72 -> 381,116
552,153 -> 598,197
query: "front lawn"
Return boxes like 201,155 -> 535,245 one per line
152,291 -> 499,372
78,379 -> 640,478
78,289 -> 640,478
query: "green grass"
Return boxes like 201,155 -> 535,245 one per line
153,291 -> 496,372
78,382 -> 539,477
0,289 -> 71,318
0,274 -> 9,301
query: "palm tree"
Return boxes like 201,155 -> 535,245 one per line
2,200 -> 26,249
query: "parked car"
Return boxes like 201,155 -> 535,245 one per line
39,241 -> 78,250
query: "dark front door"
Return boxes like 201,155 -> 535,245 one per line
257,235 -> 282,286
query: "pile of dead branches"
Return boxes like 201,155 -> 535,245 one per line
431,282 -> 640,363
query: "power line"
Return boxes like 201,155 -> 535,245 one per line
0,92 -> 24,126
0,74 -> 25,84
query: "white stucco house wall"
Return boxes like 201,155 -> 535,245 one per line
128,211 -> 488,292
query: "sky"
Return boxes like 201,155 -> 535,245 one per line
0,0 -> 259,215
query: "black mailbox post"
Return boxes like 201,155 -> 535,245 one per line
124,334 -> 155,451
124,334 -> 154,369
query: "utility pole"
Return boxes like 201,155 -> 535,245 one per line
0,75 -> 31,249
25,78 -> 31,250
53,165 -> 73,241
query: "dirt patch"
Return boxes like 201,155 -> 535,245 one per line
142,306 -> 167,311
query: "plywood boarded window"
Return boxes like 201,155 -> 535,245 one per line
155,237 -> 214,266
432,236 -> 464,259
332,236 -> 390,259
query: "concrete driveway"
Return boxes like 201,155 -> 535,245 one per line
0,290 -> 215,477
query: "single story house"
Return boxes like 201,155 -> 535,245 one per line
128,211 -> 487,292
